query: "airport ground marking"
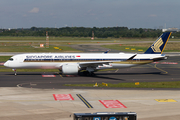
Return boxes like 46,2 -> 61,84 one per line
99,100 -> 127,108
58,73 -> 63,78
155,99 -> 177,102
148,64 -> 168,74
53,94 -> 74,101
160,62 -> 178,64
42,75 -> 56,77
76,94 -> 93,108
154,64 -> 168,74
0,63 -> 4,65
115,69 -> 119,73
59,74 -> 63,78
153,62 -> 178,64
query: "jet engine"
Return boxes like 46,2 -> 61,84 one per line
62,64 -> 80,75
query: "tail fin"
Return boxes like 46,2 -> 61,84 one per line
144,32 -> 172,54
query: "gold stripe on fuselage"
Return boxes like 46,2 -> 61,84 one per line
24,60 -> 153,64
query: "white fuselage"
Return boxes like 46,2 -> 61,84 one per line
4,52 -> 165,70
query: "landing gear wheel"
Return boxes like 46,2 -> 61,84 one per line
12,69 -> 17,76
82,71 -> 89,76
90,72 -> 95,76
83,71 -> 95,76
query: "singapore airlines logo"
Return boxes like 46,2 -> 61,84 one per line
151,38 -> 163,52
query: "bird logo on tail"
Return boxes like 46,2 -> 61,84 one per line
151,37 -> 163,53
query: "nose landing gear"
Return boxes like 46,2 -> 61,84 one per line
12,69 -> 17,76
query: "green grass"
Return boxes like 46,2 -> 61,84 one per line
0,56 -> 11,61
102,42 -> 180,52
102,44 -> 148,52
0,36 -> 118,41
0,45 -> 81,52
0,36 -> 179,42
1,36 -> 180,52
65,81 -> 180,88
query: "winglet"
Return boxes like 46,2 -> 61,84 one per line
104,50 -> 110,53
144,32 -> 172,54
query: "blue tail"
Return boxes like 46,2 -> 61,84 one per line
144,32 -> 172,54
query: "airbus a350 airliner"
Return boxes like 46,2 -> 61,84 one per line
4,32 -> 171,76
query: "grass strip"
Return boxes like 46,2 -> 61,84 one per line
64,81 -> 180,88
0,45 -> 81,52
0,56 -> 11,62
102,42 -> 180,52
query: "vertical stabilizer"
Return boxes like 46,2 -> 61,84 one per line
144,32 -> 171,54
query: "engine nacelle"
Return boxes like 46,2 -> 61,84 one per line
62,64 -> 79,75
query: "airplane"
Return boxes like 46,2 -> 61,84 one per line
4,32 -> 172,76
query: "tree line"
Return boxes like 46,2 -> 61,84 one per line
0,26 -> 180,38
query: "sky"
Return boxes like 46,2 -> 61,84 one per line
0,0 -> 180,29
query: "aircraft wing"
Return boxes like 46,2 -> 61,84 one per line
79,54 -> 137,67
79,61 -> 112,67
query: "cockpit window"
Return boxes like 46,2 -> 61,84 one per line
9,58 -> 13,61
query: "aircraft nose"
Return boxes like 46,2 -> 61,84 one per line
4,62 -> 9,67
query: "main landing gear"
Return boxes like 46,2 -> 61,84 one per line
82,71 -> 95,76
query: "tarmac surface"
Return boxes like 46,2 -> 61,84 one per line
0,56 -> 180,120
1,56 -> 180,89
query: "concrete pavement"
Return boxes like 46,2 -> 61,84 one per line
0,87 -> 179,120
